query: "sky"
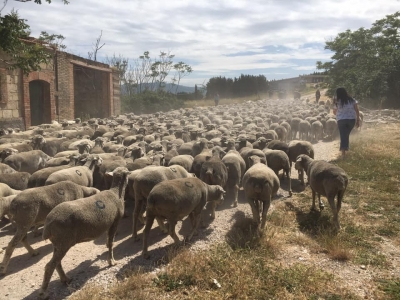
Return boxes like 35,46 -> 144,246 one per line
2,0 -> 399,87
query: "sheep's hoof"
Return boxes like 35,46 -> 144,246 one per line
31,250 -> 39,257
0,265 -> 6,276
108,259 -> 117,267
61,276 -> 72,284
38,290 -> 49,300
232,201 -> 238,208
33,231 -> 42,238
132,236 -> 140,242
288,191 -> 293,197
143,252 -> 150,259
310,207 -> 318,212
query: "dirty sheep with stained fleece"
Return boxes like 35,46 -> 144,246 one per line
295,154 -> 348,231
38,167 -> 130,299
142,177 -> 225,259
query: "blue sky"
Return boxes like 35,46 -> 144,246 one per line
2,0 -> 399,87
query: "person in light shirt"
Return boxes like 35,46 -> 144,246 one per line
332,87 -> 361,158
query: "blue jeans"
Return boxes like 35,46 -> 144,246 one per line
337,119 -> 356,150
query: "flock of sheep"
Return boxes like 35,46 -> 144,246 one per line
0,97 -> 352,299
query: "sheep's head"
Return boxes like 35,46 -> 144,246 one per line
248,155 -> 262,167
32,135 -> 46,150
294,154 -> 309,171
207,185 -> 226,203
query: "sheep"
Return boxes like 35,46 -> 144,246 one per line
290,117 -> 302,140
28,154 -> 80,188
274,125 -> 288,142
0,172 -> 30,190
142,177 -> 225,259
0,162 -> 16,174
3,150 -> 51,174
287,140 -> 315,185
45,155 -> 103,187
37,167 -> 130,299
294,154 -> 348,231
199,148 -> 228,218
168,154 -> 194,172
45,156 -> 70,167
132,165 -> 195,240
325,118 -> 338,141
311,120 -> 324,142
242,155 -> 280,230
222,150 -> 246,207
0,182 -> 21,197
0,195 -> 17,223
263,149 -> 292,196
0,182 -> 100,275
299,120 -> 311,141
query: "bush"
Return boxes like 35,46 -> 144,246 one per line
121,90 -> 184,114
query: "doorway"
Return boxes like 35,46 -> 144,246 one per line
29,80 -> 51,126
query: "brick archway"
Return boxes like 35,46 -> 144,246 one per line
22,71 -> 55,128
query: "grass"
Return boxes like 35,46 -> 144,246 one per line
71,123 -> 400,300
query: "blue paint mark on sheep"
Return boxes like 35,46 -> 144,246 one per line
96,200 -> 105,209
57,188 -> 65,196
76,170 -> 82,176
170,167 -> 177,173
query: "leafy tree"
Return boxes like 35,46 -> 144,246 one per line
0,0 -> 68,74
317,11 -> 400,108
171,61 -> 192,93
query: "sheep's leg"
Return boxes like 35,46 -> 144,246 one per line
155,217 -> 168,234
311,189 -> 317,211
286,169 -> 292,196
260,198 -> 271,230
21,232 -> 39,256
210,201 -> 217,219
38,246 -> 69,300
132,198 -> 143,241
232,184 -> 239,207
106,219 -> 120,266
0,227 -> 32,275
32,225 -> 42,237
187,213 -> 201,242
168,221 -> 180,244
318,194 -> 325,210
55,261 -> 71,284
142,214 -> 156,259
248,198 -> 260,225
327,195 -> 340,231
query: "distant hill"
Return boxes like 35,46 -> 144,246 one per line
121,83 -> 195,95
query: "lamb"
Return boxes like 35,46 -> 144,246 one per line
0,182 -> 100,275
142,177 -> 225,259
132,165 -> 195,240
262,149 -> 292,196
294,154 -> 348,231
0,171 -> 31,190
3,150 -> 51,174
242,155 -> 280,230
45,155 -> 102,187
37,167 -> 130,299
287,140 -> 315,185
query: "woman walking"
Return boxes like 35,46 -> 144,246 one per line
333,87 -> 360,158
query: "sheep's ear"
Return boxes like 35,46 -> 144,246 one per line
205,155 -> 212,161
295,156 -> 303,163
106,171 -> 113,177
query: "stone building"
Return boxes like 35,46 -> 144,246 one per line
0,46 -> 120,130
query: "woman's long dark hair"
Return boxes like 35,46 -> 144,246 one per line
336,87 -> 354,107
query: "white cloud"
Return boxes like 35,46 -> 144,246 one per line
2,0 -> 399,85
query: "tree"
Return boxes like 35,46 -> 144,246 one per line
0,0 -> 68,74
87,30 -> 105,61
172,61 -> 192,93
317,11 -> 400,108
